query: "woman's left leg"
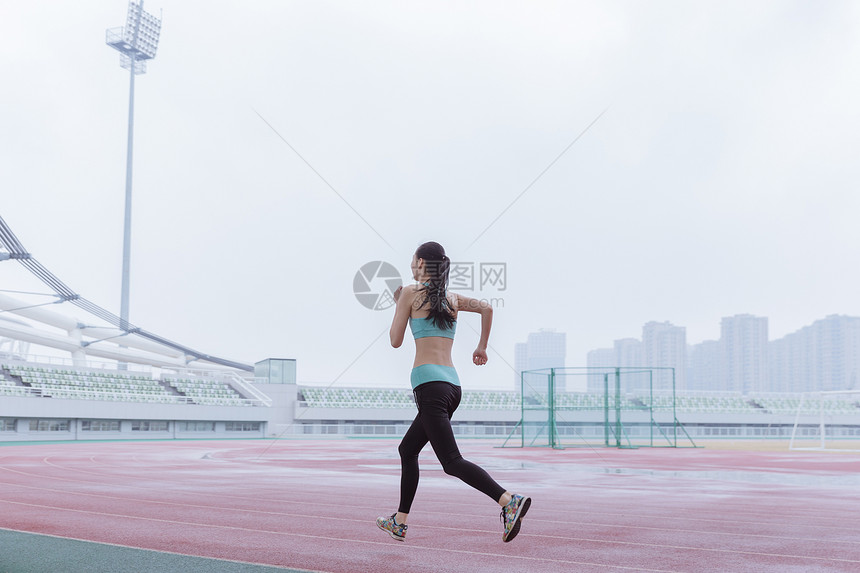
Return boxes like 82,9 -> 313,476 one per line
397,412 -> 429,517
377,410 -> 427,540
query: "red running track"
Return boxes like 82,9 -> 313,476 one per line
1,439 -> 859,572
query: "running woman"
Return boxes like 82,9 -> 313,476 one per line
376,241 -> 530,542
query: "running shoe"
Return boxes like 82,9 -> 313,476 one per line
500,494 -> 531,542
377,514 -> 407,541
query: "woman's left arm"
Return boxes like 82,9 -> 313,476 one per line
453,293 -> 493,365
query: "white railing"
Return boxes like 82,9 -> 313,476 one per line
1,385 -> 258,406
3,353 -> 154,374
161,370 -> 271,407
272,423 -> 519,438
225,371 -> 272,407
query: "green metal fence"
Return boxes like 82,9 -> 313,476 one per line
504,367 -> 697,449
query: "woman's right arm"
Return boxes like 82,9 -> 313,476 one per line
390,285 -> 414,348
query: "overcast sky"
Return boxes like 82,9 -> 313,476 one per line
2,1 -> 859,390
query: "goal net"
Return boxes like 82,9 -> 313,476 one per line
789,390 -> 860,452
512,366 -> 696,449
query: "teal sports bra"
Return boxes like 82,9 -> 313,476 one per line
409,316 -> 457,340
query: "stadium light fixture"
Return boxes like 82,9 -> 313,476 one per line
105,1 -> 162,332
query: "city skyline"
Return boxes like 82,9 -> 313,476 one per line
587,313 -> 860,393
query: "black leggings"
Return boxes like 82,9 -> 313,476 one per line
398,381 -> 506,514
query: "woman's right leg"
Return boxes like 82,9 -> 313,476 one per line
417,382 -> 506,503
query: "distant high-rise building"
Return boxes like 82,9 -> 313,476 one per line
515,329 -> 567,390
586,347 -> 615,392
769,315 -> 860,392
687,340 -> 721,392
768,335 -> 801,393
524,329 -> 567,371
721,314 -> 768,393
642,321 -> 687,390
513,342 -> 528,387
614,338 -> 643,368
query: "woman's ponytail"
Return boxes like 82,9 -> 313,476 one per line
415,242 -> 455,330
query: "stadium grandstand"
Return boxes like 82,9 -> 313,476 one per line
3,350 -> 860,443
2,214 -> 859,445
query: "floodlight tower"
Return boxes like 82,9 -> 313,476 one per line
106,1 -> 162,331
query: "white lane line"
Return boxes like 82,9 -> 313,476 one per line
0,477 -> 858,549
1,498 -> 858,567
0,498 -> 682,572
1,464 -> 858,545
0,527 -> 323,573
